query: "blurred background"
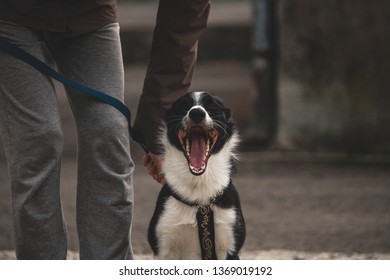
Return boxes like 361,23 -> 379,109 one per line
1,0 -> 389,259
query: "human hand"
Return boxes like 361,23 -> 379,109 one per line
142,153 -> 166,185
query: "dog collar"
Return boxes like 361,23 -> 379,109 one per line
166,184 -> 226,208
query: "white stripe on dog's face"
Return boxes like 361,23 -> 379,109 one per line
192,91 -> 203,105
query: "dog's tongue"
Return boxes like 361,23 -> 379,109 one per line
190,134 -> 206,170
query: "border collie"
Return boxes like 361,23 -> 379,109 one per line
148,91 -> 245,260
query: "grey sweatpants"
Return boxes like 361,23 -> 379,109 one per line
0,20 -> 134,259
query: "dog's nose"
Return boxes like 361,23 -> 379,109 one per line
189,108 -> 206,123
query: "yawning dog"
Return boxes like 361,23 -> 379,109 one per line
148,91 -> 245,260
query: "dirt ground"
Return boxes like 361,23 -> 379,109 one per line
1,149 -> 390,259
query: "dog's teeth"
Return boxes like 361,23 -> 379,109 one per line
206,139 -> 210,156
186,139 -> 190,155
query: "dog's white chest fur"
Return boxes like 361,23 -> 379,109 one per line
155,198 -> 237,260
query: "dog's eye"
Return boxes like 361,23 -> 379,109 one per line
182,98 -> 195,108
207,102 -> 231,120
203,99 -> 224,114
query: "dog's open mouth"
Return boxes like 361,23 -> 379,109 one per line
178,126 -> 218,175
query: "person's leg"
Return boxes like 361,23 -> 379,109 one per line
0,20 -> 66,259
45,23 -> 134,260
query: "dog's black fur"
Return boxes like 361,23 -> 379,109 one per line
148,91 -> 245,259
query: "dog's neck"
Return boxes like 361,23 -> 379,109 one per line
161,128 -> 239,205
166,183 -> 227,207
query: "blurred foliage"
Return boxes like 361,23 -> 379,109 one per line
280,0 -> 390,152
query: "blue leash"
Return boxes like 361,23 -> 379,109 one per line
0,35 -> 148,153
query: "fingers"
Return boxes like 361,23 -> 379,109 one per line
150,153 -> 166,185
142,153 -> 166,185
142,153 -> 153,168
143,154 -> 157,181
